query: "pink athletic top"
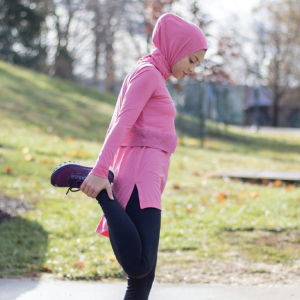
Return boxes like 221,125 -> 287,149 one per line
91,13 -> 207,237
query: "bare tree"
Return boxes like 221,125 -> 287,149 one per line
254,0 -> 300,126
46,0 -> 94,80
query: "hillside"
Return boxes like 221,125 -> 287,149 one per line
0,60 -> 116,141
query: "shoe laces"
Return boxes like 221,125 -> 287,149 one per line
63,175 -> 85,199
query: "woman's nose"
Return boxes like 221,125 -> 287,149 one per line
189,65 -> 196,74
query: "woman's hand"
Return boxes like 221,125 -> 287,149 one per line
80,173 -> 114,200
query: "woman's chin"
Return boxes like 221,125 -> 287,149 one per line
171,73 -> 180,80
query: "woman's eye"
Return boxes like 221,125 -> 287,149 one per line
190,59 -> 194,64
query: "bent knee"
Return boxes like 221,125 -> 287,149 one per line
123,265 -> 152,279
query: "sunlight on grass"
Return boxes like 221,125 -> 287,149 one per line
1,60 -> 300,279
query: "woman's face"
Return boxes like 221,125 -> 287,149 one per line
171,49 -> 206,79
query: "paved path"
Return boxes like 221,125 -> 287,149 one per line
1,279 -> 300,300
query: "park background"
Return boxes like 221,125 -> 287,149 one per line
1,0 -> 300,285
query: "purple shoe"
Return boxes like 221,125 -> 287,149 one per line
50,162 -> 114,198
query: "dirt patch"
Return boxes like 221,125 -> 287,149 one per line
0,194 -> 33,223
156,252 -> 300,285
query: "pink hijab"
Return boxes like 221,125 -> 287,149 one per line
140,13 -> 207,80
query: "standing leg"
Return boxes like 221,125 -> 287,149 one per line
122,185 -> 160,300
96,185 -> 161,279
124,255 -> 157,300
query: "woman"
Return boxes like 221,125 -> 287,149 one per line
52,12 -> 207,300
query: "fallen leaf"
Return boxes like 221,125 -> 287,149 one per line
250,192 -> 260,198
286,185 -> 295,191
3,166 -> 12,174
27,271 -> 37,277
21,175 -> 28,181
193,170 -> 200,176
272,180 -> 283,187
201,200 -> 207,206
217,193 -> 227,203
73,261 -> 86,268
24,155 -> 33,161
41,266 -> 53,273
172,183 -> 180,189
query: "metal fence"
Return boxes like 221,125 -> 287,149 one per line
167,80 -> 245,140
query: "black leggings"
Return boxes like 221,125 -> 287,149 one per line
96,185 -> 161,300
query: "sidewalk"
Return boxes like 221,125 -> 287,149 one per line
1,278 -> 300,300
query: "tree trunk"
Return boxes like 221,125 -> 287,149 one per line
92,7 -> 101,87
54,47 -> 74,80
105,40 -> 115,93
272,92 -> 280,127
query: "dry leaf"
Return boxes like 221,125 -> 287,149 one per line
67,138 -> 73,143
21,175 -> 28,181
172,183 -> 180,189
201,200 -> 207,206
193,170 -> 200,176
41,266 -> 53,273
217,193 -> 227,203
3,165 -> 12,174
272,180 -> 283,187
73,261 -> 86,268
42,158 -> 50,163
286,185 -> 295,191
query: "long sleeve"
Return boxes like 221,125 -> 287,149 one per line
91,66 -> 159,178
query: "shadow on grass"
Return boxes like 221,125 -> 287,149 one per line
208,129 -> 300,154
178,126 -> 300,156
0,216 -> 48,278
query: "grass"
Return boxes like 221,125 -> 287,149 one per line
0,60 -> 300,280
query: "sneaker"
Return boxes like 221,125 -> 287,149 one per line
50,162 -> 114,198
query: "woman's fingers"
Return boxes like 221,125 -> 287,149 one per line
91,190 -> 100,199
106,185 -> 114,200
80,174 -> 113,200
80,180 -> 86,192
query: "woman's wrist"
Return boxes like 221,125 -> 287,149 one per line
91,166 -> 109,178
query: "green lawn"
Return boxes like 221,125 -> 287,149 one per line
1,60 -> 300,280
